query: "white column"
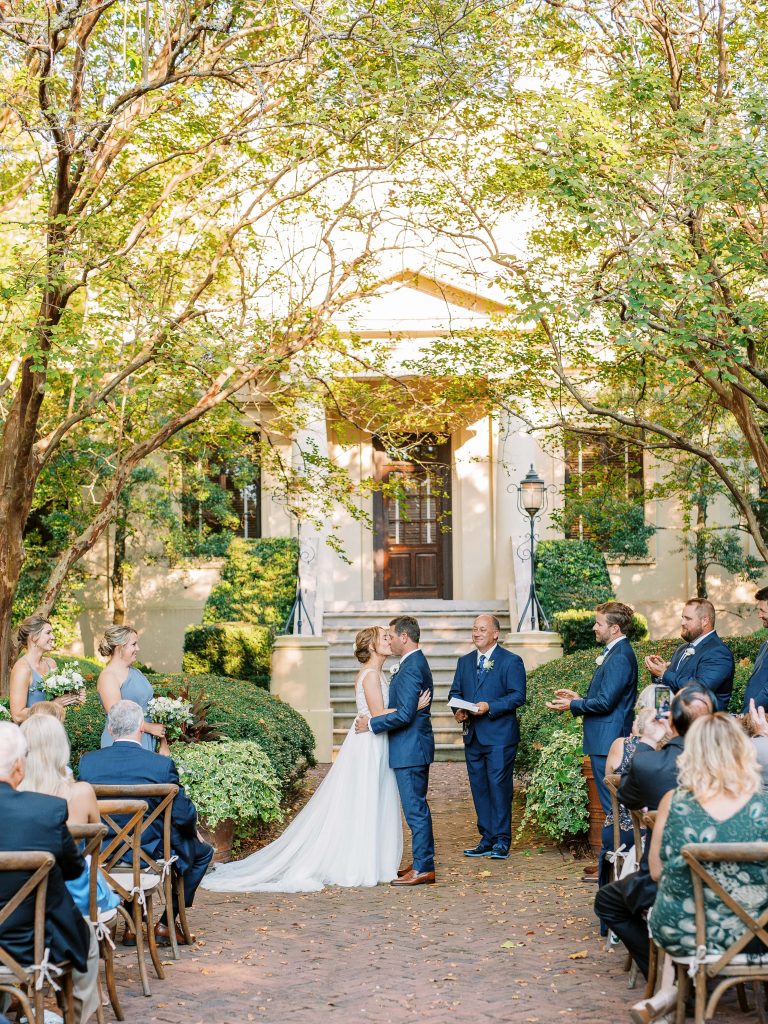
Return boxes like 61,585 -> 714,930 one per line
291,402 -> 330,636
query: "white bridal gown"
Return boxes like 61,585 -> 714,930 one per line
201,670 -> 403,892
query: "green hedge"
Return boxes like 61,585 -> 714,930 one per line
517,632 -> 765,779
182,622 -> 273,688
202,537 -> 298,628
553,609 -> 649,653
66,671 -> 315,787
535,539 -> 614,620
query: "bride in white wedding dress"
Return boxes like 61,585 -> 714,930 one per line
201,625 -> 430,893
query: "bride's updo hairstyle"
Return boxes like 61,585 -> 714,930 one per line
98,624 -> 138,659
17,614 -> 51,650
354,627 -> 380,664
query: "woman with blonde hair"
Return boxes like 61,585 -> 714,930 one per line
648,713 -> 768,958
9,613 -> 85,723
19,714 -> 119,914
203,624 -> 430,893
96,624 -> 167,753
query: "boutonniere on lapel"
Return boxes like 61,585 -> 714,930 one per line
389,665 -> 400,676
595,654 -> 605,666
682,646 -> 696,659
484,659 -> 494,671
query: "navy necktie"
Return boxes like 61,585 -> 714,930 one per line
476,654 -> 486,682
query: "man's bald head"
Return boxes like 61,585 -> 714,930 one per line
472,614 -> 500,654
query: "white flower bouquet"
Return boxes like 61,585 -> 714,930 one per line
43,662 -> 86,700
147,695 -> 194,742
0,702 -> 10,719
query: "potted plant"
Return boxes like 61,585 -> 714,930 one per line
171,740 -> 283,862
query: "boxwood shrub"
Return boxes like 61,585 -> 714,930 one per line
534,539 -> 614,620
202,537 -> 298,629
182,621 -> 273,688
553,609 -> 649,653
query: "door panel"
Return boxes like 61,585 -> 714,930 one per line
373,437 -> 452,600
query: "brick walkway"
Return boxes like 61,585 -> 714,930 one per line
116,763 -> 756,1024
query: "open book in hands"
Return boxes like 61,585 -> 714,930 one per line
448,696 -> 480,714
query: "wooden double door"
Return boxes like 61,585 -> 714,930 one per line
373,437 -> 452,600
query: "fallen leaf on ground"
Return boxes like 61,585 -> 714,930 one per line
567,950 -> 588,959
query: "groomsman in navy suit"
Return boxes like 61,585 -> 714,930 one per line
742,586 -> 768,713
547,602 -> 638,817
448,614 -> 526,860
644,598 -> 734,711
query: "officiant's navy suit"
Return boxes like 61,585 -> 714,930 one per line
742,640 -> 768,713
660,631 -> 734,711
370,648 -> 435,874
448,644 -> 526,851
570,637 -> 638,816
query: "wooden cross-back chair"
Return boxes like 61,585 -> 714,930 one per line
96,798 -> 164,998
0,851 -> 74,1024
68,822 -> 119,1024
93,783 -> 190,961
664,842 -> 768,1024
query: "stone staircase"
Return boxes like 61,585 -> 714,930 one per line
325,601 -> 511,761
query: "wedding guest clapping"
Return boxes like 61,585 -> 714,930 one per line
644,598 -> 734,710
10,614 -> 84,723
97,625 -> 167,754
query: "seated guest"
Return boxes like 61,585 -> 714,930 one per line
599,706 -> 657,887
19,715 -> 119,915
0,722 -> 99,1023
644,598 -> 734,711
79,700 -> 213,945
649,713 -> 768,958
27,700 -> 66,722
594,683 -> 715,978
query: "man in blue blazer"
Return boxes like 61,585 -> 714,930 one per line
0,722 -> 100,1024
355,615 -> 435,886
79,700 -> 213,945
547,602 -> 638,817
644,598 -> 734,711
742,586 -> 768,713
448,614 -> 526,860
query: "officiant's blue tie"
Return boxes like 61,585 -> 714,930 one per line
476,654 -> 486,683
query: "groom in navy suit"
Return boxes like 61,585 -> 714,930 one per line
355,615 -> 436,886
547,601 -> 638,817
742,586 -> 768,712
448,614 -> 526,860
644,598 -> 734,711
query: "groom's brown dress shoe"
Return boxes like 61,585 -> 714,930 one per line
390,869 -> 435,886
397,864 -> 413,877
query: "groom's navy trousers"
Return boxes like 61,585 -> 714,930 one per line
370,648 -> 435,875
448,645 -> 526,849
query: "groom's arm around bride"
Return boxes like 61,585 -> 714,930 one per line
355,616 -> 436,885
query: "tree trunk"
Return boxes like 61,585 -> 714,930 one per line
694,492 -> 708,599
111,517 -> 127,626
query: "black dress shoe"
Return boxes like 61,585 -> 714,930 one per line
463,844 -> 494,857
489,844 -> 510,860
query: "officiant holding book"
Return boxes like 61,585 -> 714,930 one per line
448,614 -> 526,861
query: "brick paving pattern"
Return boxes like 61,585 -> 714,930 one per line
116,763 -> 756,1023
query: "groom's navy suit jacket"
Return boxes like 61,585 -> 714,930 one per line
570,637 -> 638,756
448,645 -> 526,747
660,631 -> 734,711
370,648 -> 434,768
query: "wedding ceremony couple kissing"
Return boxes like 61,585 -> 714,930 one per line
202,613 -> 527,894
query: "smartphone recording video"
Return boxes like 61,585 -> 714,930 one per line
654,685 -> 671,717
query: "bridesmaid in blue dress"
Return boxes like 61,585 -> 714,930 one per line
10,613 -> 85,724
96,625 -> 168,753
